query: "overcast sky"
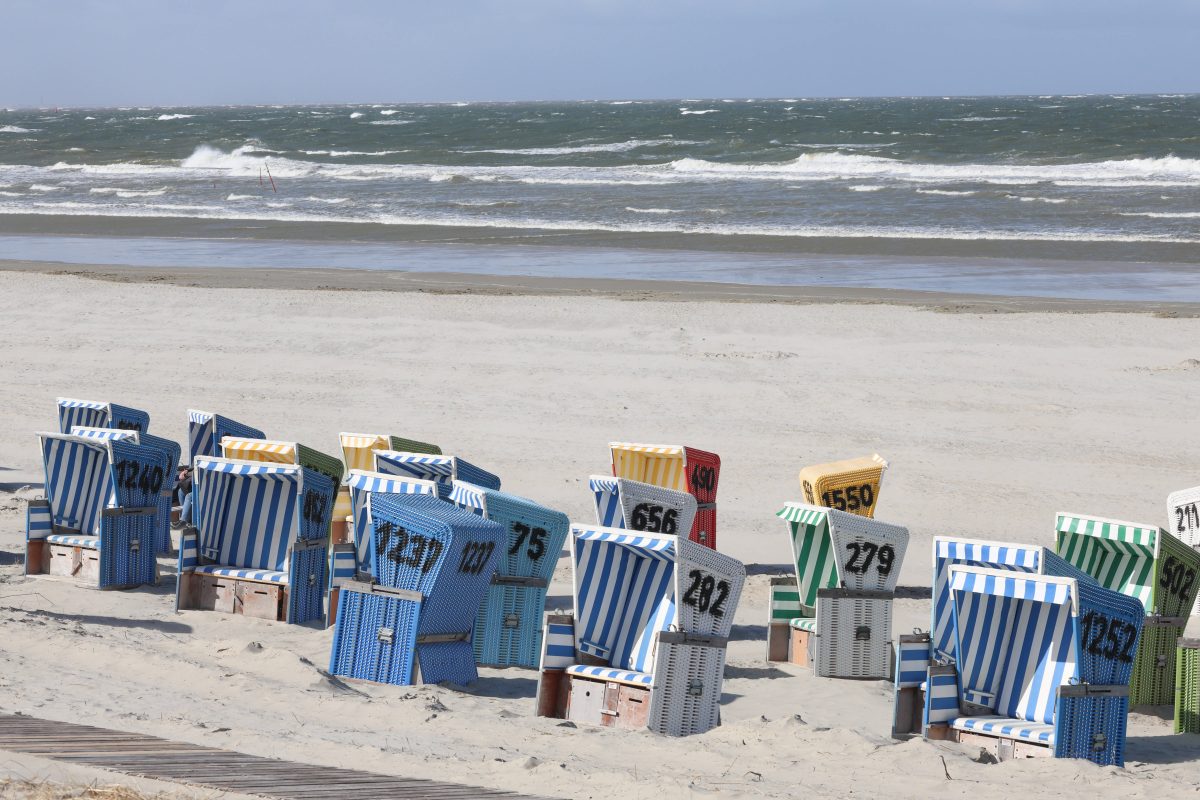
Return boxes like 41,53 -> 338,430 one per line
4,0 -> 1198,106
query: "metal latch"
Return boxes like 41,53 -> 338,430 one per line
378,627 -> 395,645
503,613 -> 520,629
1091,733 -> 1107,751
855,625 -> 871,641
130,538 -> 140,553
308,573 -> 317,586
1156,654 -> 1168,669
687,679 -> 704,697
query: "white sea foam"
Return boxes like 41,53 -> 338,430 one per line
938,116 -> 1015,122
915,189 -> 978,196
368,120 -> 413,125
156,113 -> 195,121
0,191 -> 22,196
848,185 -> 885,192
679,108 -> 719,115
1009,195 -> 1070,204
625,207 -> 679,214
467,139 -> 682,156
304,196 -> 349,204
379,109 -> 402,115
29,184 -> 60,192
0,125 -> 31,133
89,187 -> 167,198
226,193 -> 261,200
1119,211 -> 1200,219
349,112 -> 365,119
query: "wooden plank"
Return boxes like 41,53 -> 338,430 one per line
0,714 -> 552,799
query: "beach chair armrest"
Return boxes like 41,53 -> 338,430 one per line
26,499 -> 51,541
178,527 -> 200,571
540,613 -> 576,670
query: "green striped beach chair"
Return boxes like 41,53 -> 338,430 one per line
1177,637 -> 1200,734
1055,512 -> 1200,706
768,502 -> 908,678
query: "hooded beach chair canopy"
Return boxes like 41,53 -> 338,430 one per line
944,564 -> 1143,763
188,410 -> 264,464
608,442 -> 720,547
341,469 -> 439,581
588,475 -> 697,535
219,435 -> 344,487
57,397 -> 149,434
338,432 -> 441,474
373,450 -> 499,498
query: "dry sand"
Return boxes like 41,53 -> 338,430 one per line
0,268 -> 1198,799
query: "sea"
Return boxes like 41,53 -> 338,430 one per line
1,95 -> 1198,300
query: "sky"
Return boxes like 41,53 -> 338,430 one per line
3,0 -> 1199,106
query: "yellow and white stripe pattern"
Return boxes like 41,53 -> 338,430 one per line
220,436 -> 298,465
609,442 -> 687,492
339,433 -> 390,474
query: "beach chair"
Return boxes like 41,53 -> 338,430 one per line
219,436 -> 345,488
1055,512 -> 1200,706
798,454 -> 888,518
609,442 -> 719,548
333,433 -> 442,542
1166,485 -> 1200,615
925,565 -> 1143,766
176,456 -> 336,624
69,426 -> 180,555
187,410 -> 264,463
891,537 -> 1093,739
26,432 -> 169,589
329,493 -> 505,686
766,503 -> 907,678
587,475 -> 697,535
373,450 -> 500,500
327,469 -> 441,626
450,481 -> 570,669
57,397 -> 149,434
1177,637 -> 1200,734
535,524 -> 745,736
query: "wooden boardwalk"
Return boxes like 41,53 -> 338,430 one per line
0,713 -> 555,799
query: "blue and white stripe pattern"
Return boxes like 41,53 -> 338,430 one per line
45,534 -> 101,548
566,664 -> 654,686
571,526 -> 677,674
347,470 -> 438,574
589,476 -> 624,528
949,566 -> 1077,726
57,398 -> 148,434
448,481 -> 487,515
187,409 -> 265,464
895,639 -> 930,688
952,716 -> 1055,744
68,427 -> 136,442
193,564 -> 288,583
925,669 -> 960,725
26,500 -> 52,542
39,433 -> 114,537
541,621 -> 576,669
374,451 -> 500,498
192,457 -> 302,572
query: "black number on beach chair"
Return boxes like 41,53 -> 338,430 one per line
458,540 -> 496,575
509,522 -> 548,561
115,459 -> 164,494
682,568 -> 730,618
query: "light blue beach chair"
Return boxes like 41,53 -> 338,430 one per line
57,397 -> 149,434
535,524 -> 746,736
328,493 -> 505,686
26,432 -> 168,588
177,456 -> 336,625
451,481 -> 570,669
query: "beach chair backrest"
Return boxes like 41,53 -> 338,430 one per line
347,470 -> 439,577
338,433 -> 435,474
1056,512 -> 1199,618
571,525 -> 678,673
798,454 -> 887,518
618,479 -> 697,537
1168,486 -> 1200,615
39,433 -> 118,536
609,443 -> 720,503
825,508 -> 908,592
589,476 -> 623,528
193,457 -> 307,571
57,398 -> 149,434
776,504 -> 837,610
221,436 -> 344,486
949,566 -> 1081,724
674,535 -> 744,639
188,410 -> 264,464
450,481 -> 569,580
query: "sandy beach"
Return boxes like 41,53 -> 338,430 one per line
1,266 -> 1198,799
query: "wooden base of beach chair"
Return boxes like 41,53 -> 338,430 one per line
331,515 -> 351,545
765,621 -> 790,662
171,505 -> 181,525
790,627 -> 813,667
561,674 -> 652,730
182,573 -> 287,621
932,725 -> 1052,760
39,543 -> 100,583
891,686 -> 926,738
25,540 -> 47,575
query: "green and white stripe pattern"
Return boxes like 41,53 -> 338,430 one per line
1055,513 -> 1157,611
769,585 -> 804,622
777,503 -> 839,609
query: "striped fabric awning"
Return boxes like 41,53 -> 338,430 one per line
777,502 -> 836,609
1055,512 -> 1158,609
57,398 -> 148,434
776,503 -> 828,526
220,437 -> 298,464
38,432 -> 116,537
339,433 -> 390,473
374,450 -> 500,493
588,475 -> 623,528
448,480 -> 487,513
609,442 -> 687,493
193,456 -> 303,572
69,426 -> 137,442
187,410 -> 214,462
949,565 -> 1079,726
571,525 -> 678,675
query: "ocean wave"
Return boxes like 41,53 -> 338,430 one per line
916,189 -> 978,196
368,119 -> 413,125
0,125 -> 32,133
89,187 -> 167,197
156,113 -> 195,121
466,138 -> 684,156
379,109 -> 402,115
1119,211 -> 1200,219
625,207 -> 680,214
349,112 -> 365,119
680,108 -> 719,115
305,196 -> 349,204
848,185 -> 885,192
226,193 -> 261,200
29,184 -> 60,192
0,191 -> 22,196
1008,195 -> 1070,204
938,116 -> 1016,122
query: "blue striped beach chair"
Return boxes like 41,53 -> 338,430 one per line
57,397 -> 149,434
450,481 -> 570,669
332,433 -> 442,542
27,432 -> 169,589
373,450 -> 500,500
187,410 -> 264,464
326,469 -> 440,625
767,503 -> 908,678
535,524 -> 746,736
329,493 -> 505,686
927,564 -> 1143,765
69,427 -> 180,555
176,456 -> 336,624
1054,512 -> 1200,706
892,536 -> 1091,738
587,475 -> 697,535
